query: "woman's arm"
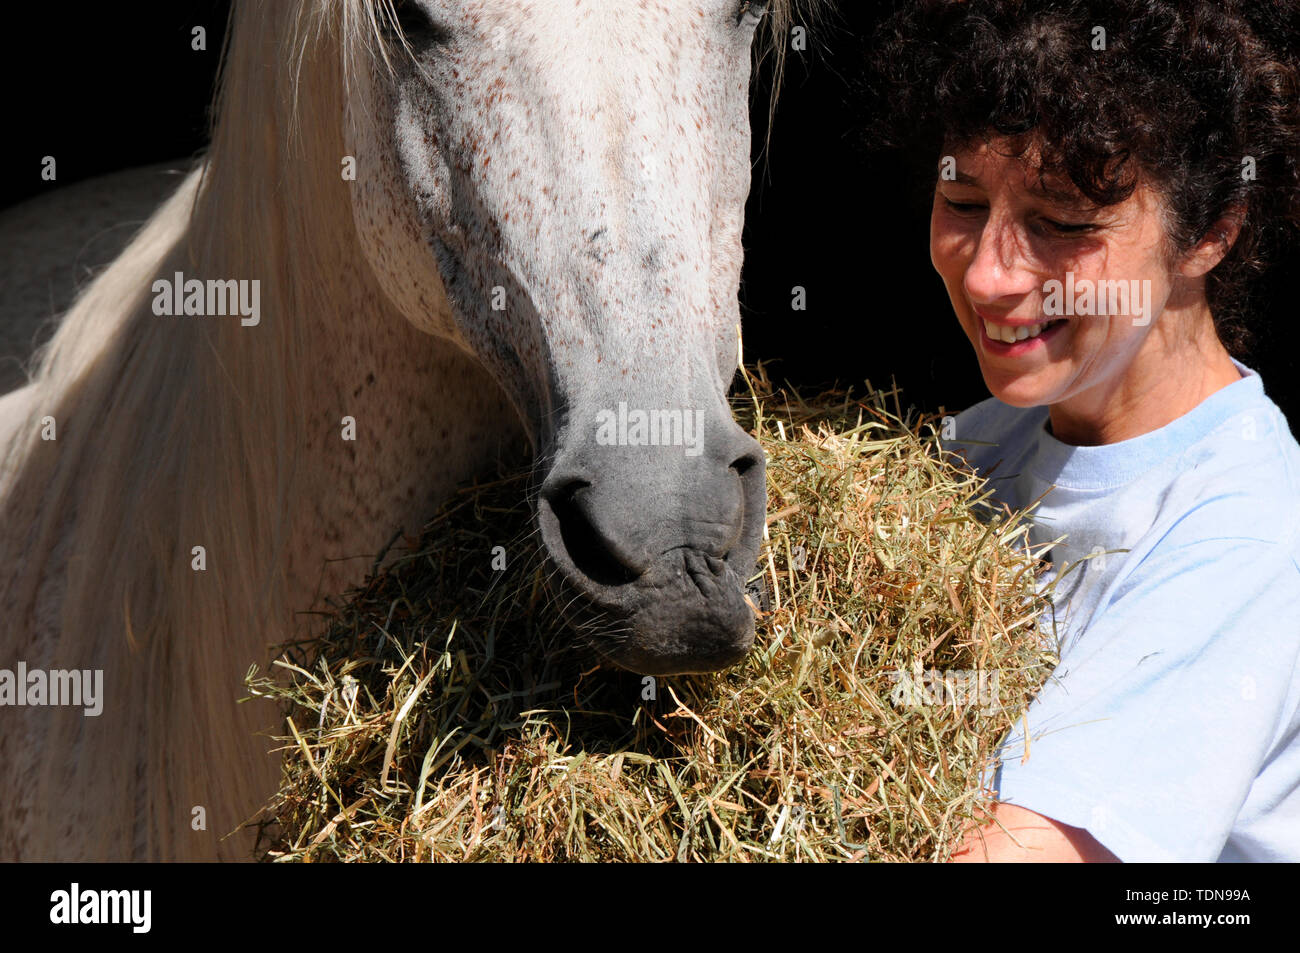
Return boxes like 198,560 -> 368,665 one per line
949,802 -> 1120,862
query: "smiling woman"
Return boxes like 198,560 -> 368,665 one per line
868,0 -> 1300,862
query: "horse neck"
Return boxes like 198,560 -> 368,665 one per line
278,256 -> 530,622
185,155 -> 528,624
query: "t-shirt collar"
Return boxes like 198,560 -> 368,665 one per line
1027,358 -> 1264,490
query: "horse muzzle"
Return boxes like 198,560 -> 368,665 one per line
536,406 -> 766,675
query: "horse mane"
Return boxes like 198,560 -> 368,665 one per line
0,0 -> 826,860
0,0 -> 374,860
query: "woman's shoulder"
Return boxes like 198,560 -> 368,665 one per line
1165,390 -> 1300,551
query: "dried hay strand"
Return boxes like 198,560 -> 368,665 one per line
244,363 -> 1060,862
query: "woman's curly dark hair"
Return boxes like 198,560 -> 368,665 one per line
864,0 -> 1300,356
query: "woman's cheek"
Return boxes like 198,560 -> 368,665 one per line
930,232 -> 970,289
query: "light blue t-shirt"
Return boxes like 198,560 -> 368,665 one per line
940,359 -> 1300,862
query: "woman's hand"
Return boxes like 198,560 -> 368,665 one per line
950,802 -> 1121,862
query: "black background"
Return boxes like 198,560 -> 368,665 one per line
2,1 -> 1295,426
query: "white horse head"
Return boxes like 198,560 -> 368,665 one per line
346,0 -> 799,673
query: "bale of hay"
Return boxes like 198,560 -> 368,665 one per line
245,363 -> 1060,862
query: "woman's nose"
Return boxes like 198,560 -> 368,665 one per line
963,216 -> 1040,304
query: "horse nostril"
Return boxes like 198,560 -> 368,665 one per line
544,480 -> 643,587
731,447 -> 762,478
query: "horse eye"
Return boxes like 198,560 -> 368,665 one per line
737,0 -> 770,25
387,0 -> 450,44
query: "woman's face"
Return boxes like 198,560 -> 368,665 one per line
930,139 -> 1196,418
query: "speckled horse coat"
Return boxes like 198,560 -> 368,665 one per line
0,0 -> 814,860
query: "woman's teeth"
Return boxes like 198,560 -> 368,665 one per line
984,319 -> 1054,344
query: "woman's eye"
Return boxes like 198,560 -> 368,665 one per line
1042,218 -> 1096,235
738,1 -> 770,25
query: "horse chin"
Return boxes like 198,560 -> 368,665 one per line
547,546 -> 759,677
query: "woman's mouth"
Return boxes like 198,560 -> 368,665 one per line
979,316 -> 1068,354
